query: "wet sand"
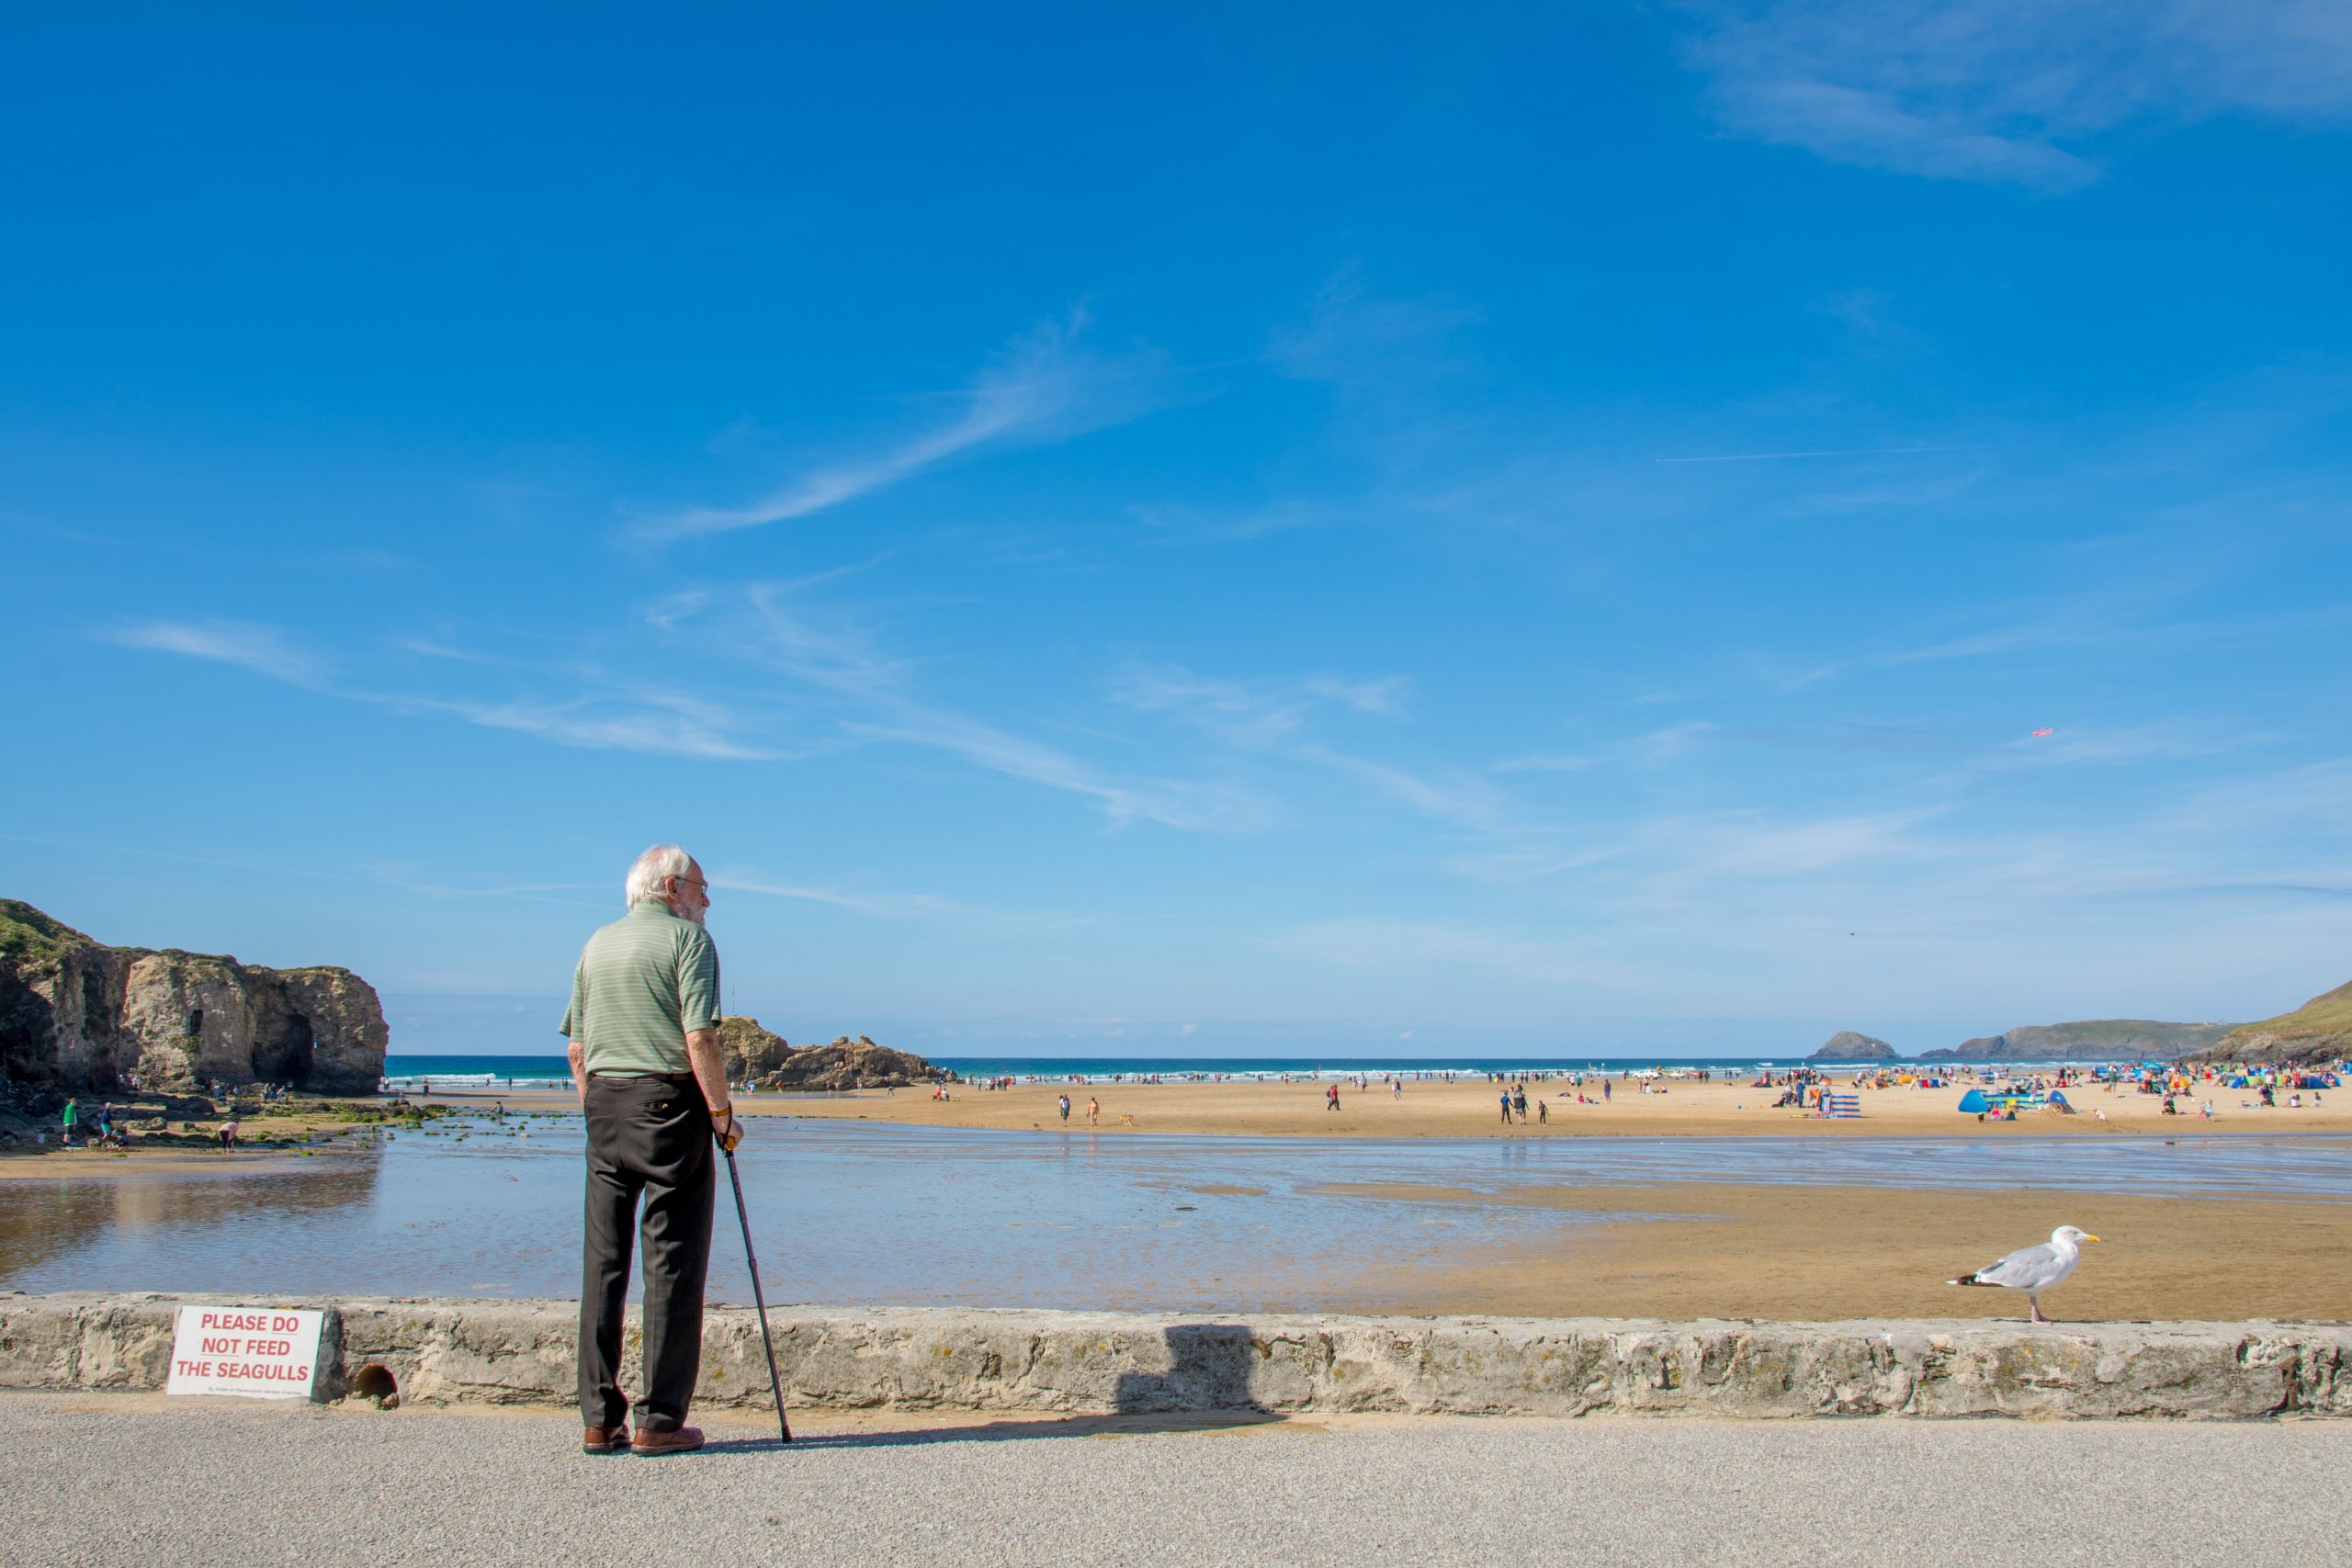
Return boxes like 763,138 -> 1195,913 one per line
0,1148 -> 327,1180
1340,1181 -> 2352,1322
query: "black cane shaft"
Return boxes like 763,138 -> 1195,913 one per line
723,1145 -> 792,1443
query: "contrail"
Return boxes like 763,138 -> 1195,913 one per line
1654,444 -> 1985,464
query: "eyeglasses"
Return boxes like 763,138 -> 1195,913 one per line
673,875 -> 709,892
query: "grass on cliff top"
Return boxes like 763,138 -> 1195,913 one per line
2230,978 -> 2352,1043
0,901 -> 358,976
2009,1019 -> 2233,1044
0,899 -> 100,968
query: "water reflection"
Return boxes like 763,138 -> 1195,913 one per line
2,1121 -> 2346,1310
0,1154 -> 383,1281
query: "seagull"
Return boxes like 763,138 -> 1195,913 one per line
1949,1225 -> 2100,1324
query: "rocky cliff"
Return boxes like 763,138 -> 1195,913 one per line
0,900 -> 387,1094
2186,981 -> 2352,1068
1920,1020 -> 2234,1062
715,1015 -> 950,1090
1808,1031 -> 1896,1061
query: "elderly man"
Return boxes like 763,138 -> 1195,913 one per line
564,843 -> 745,1457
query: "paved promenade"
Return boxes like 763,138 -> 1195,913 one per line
13,1393 -> 2349,1567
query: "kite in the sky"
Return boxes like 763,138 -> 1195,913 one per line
2030,728 -> 2053,738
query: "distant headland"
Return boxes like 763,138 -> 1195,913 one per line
1806,1019 -> 2250,1063
2188,980 -> 2352,1068
1797,995 -> 2350,1065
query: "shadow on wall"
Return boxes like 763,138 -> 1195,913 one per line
1115,1324 -> 1273,1416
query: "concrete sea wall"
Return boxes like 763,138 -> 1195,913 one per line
3,1293 -> 2346,1418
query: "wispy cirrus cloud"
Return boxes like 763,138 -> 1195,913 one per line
403,691 -> 777,761
1112,663 -> 1411,746
1498,720 -> 1720,775
105,619 -> 326,685
107,619 -> 778,762
843,704 -> 1268,833
718,873 -> 1090,933
1107,660 -> 1516,829
718,875 -> 983,921
1263,918 -> 1648,987
1270,265 -> 1481,389
1678,1 -> 2352,190
108,604 -> 1265,828
643,310 -> 1169,540
1653,444 -> 1984,464
718,584 -> 1269,832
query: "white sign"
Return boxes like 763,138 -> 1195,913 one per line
165,1305 -> 324,1400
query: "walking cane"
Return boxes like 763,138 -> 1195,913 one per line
717,1121 -> 793,1443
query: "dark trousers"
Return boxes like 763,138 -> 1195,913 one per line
580,1074 -> 714,1432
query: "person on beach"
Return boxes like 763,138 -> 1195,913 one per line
565,843 -> 741,1459
218,1115 -> 240,1152
61,1097 -> 78,1147
1087,1096 -> 1100,1125
1327,1083 -> 1340,1111
1058,1094 -> 1071,1122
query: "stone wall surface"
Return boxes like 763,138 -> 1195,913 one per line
2,1293 -> 2346,1419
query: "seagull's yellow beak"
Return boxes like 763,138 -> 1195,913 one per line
2083,1234 -> 2101,1243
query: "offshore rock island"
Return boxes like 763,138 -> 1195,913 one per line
715,1014 -> 951,1091
0,899 -> 386,1096
1807,1032 -> 1896,1061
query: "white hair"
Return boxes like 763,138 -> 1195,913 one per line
625,843 -> 696,907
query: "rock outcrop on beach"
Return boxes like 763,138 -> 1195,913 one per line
0,899 -> 387,1094
2185,980 -> 2352,1068
1920,1020 -> 2235,1062
1809,1032 -> 1896,1061
715,1015 -> 795,1081
715,1015 -> 951,1090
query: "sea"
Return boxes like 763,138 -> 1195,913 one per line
378,1052 -> 2127,1091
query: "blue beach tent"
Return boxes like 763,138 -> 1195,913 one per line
1956,1089 -> 1989,1114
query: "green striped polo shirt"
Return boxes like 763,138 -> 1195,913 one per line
560,899 -> 722,1076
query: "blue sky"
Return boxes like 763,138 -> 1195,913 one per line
4,2 -> 2348,1057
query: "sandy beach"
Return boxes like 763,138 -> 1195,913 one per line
9,1074 -> 2342,1173
405,1072 -> 2352,1141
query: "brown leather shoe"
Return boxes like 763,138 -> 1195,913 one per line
582,1424 -> 630,1455
632,1425 -> 705,1457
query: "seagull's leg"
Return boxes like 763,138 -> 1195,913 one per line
2029,1295 -> 2047,1325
